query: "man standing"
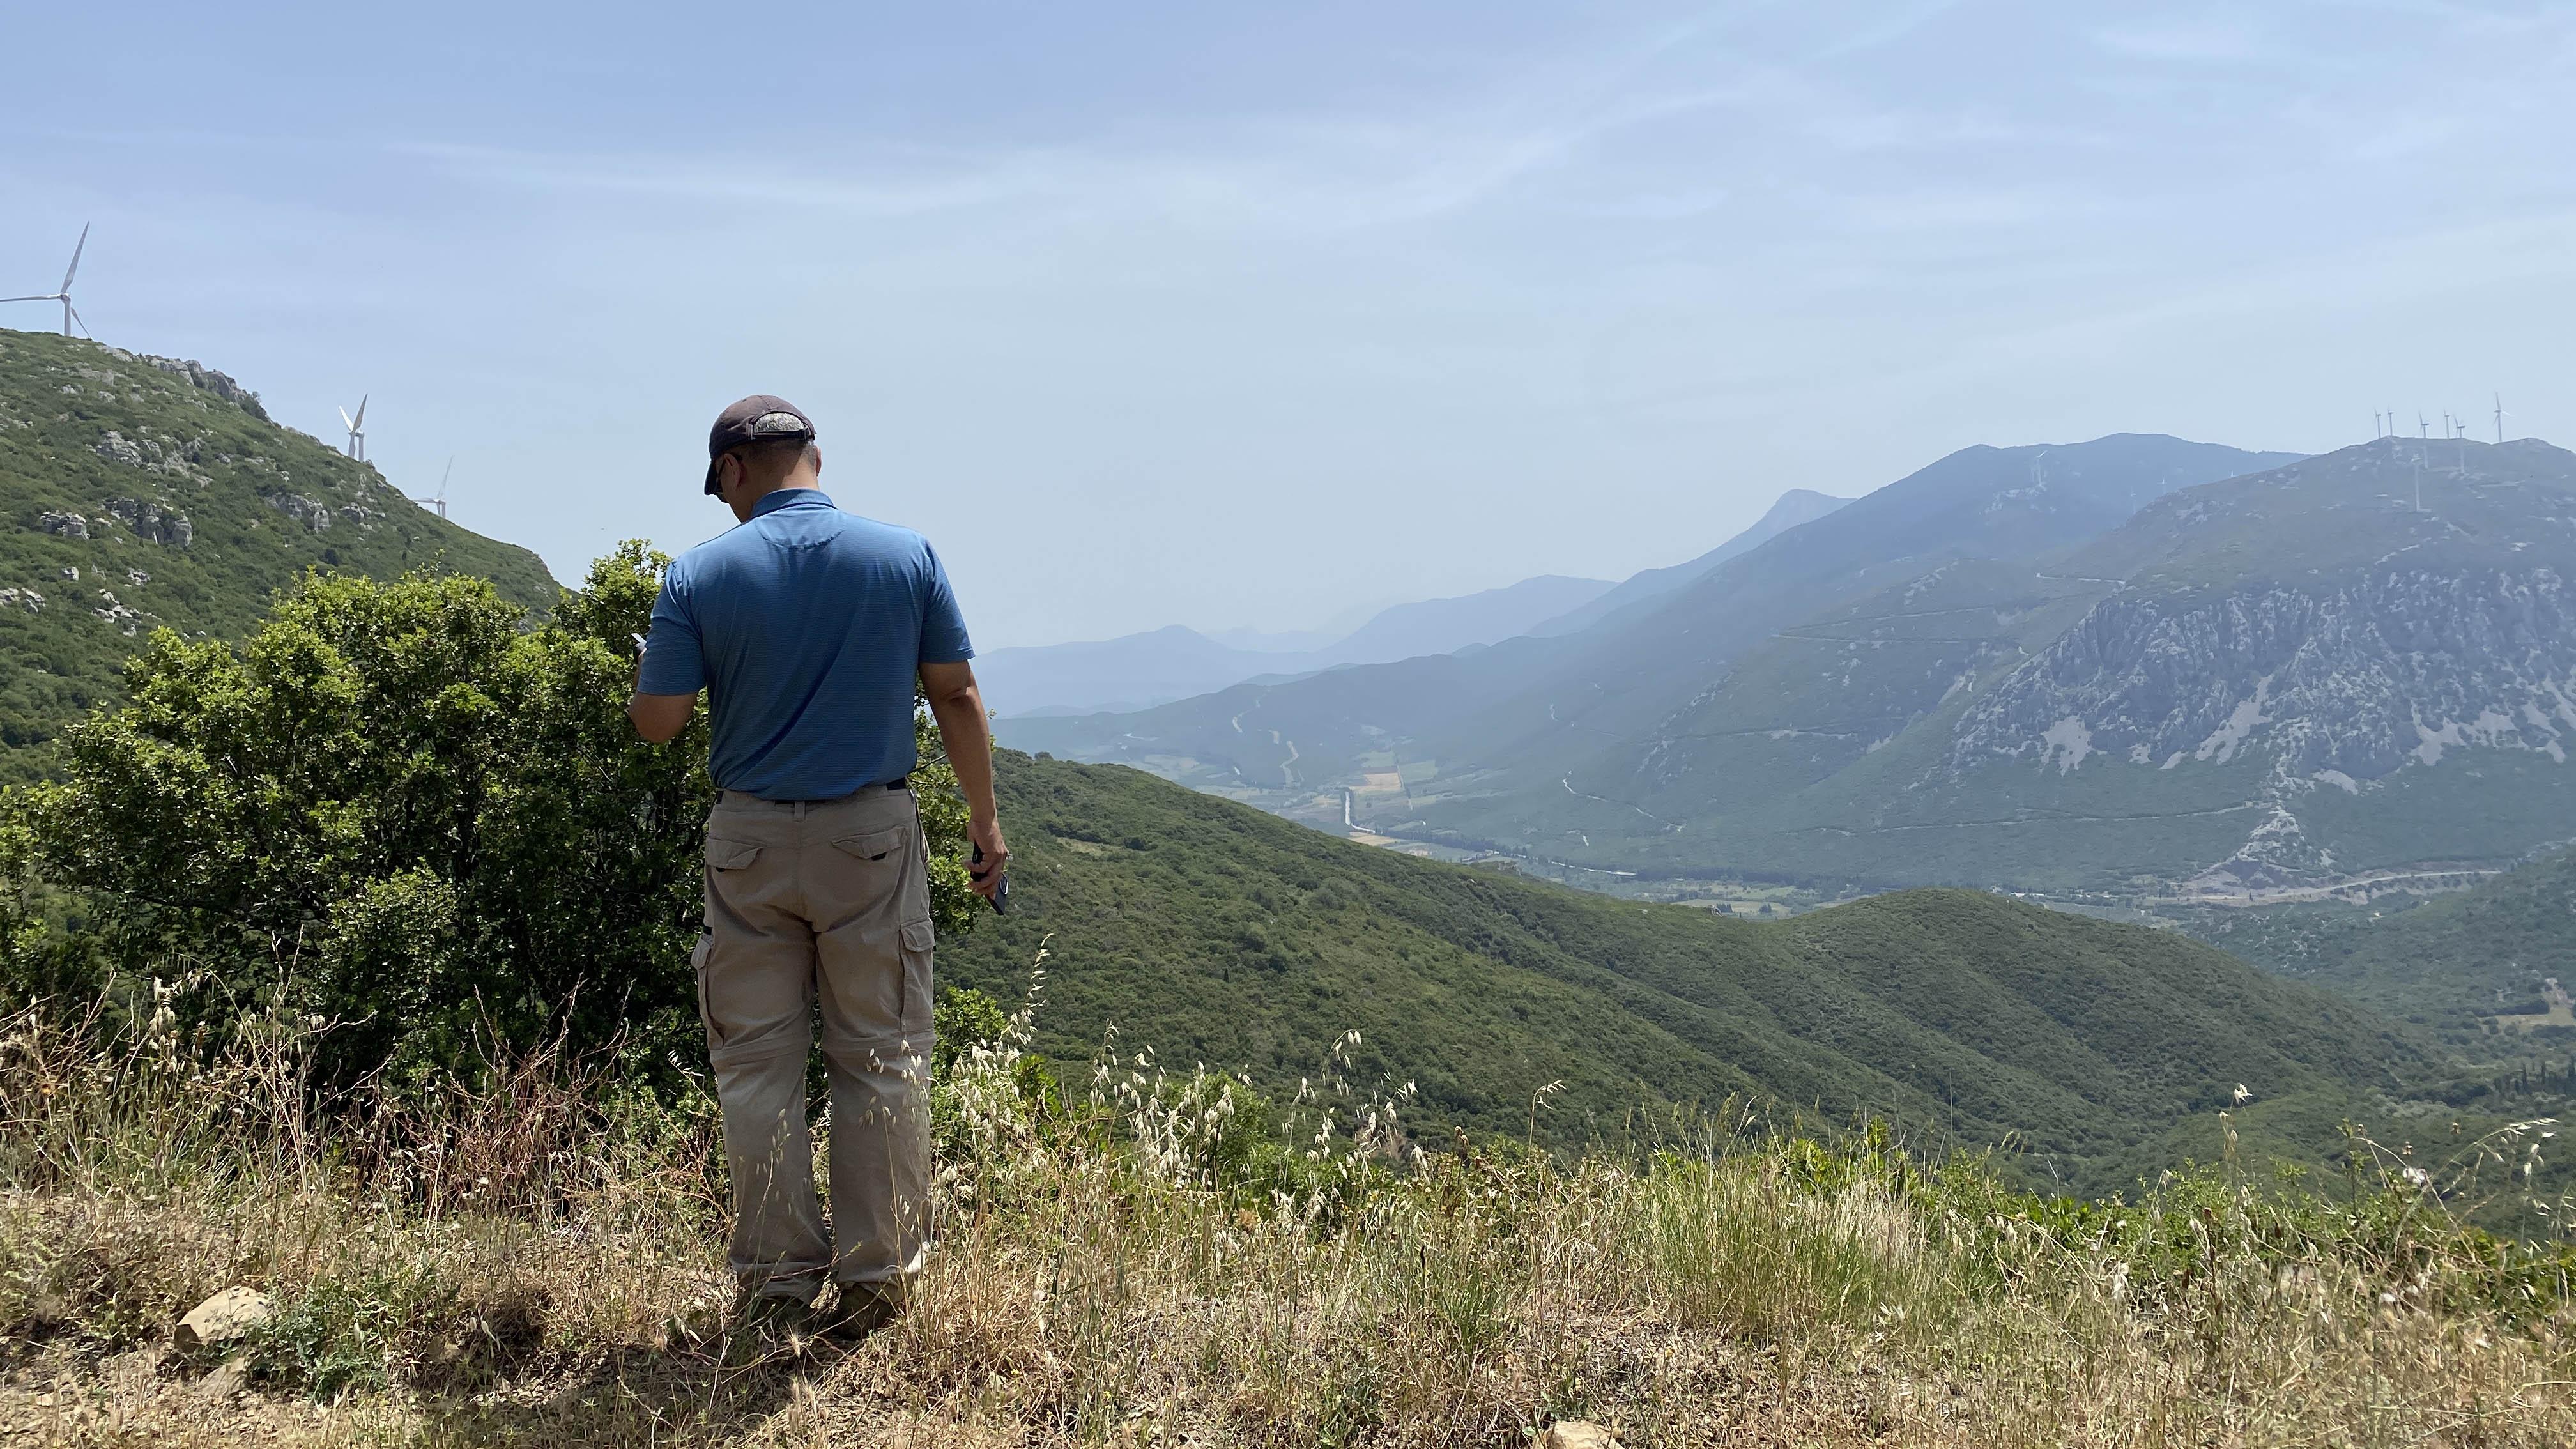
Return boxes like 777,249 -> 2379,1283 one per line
630,395 -> 1006,1342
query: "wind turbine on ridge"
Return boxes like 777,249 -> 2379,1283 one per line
1,224 -> 91,338
425,457 -> 452,519
339,395 -> 369,462
2494,394 -> 2508,443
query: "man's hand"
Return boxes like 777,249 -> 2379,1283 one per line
920,659 -> 1005,900
968,816 -> 1009,901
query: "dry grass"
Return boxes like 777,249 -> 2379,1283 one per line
0,978 -> 2570,1447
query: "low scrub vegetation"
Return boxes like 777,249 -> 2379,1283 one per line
1,964 -> 2570,1446
0,550 -> 980,1096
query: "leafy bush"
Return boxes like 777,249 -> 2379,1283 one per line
932,985 -> 1012,1077
12,543 -> 977,1087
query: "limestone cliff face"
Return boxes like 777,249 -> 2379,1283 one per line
1940,565 -> 2576,880
1952,569 -> 2576,782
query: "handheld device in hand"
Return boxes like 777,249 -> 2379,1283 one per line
631,632 -> 648,655
970,844 -> 1009,914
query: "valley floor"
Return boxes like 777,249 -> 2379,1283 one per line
1093,751 -> 2526,926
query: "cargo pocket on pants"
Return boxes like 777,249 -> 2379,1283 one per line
899,918 -> 935,1039
691,933 -> 721,1048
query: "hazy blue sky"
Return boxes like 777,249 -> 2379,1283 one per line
6,2 -> 2571,647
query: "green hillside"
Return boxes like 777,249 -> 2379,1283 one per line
942,751 -> 2441,1195
0,328 -> 556,775
2177,846 -> 2576,1050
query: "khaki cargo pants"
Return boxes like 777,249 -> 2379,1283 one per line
696,785 -> 933,1301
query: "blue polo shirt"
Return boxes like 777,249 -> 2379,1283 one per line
640,488 -> 974,800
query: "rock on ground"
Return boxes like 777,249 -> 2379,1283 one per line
174,1287 -> 275,1350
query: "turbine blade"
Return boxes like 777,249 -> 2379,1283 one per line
61,223 -> 88,293
0,295 -> 55,304
65,302 -> 89,339
339,406 -> 355,431
352,394 -> 367,430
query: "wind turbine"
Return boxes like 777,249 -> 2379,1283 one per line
2418,411 -> 2430,440
2494,394 -> 2508,443
1,224 -> 91,338
424,457 -> 451,519
338,395 -> 369,462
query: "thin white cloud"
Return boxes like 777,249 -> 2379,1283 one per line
1812,0 -> 1974,59
2092,13 -> 2276,64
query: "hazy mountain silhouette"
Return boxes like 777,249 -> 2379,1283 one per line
1009,435 -> 2302,829
1529,487 -> 1851,638
979,574 -> 1614,717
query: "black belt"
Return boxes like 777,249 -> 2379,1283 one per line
719,778 -> 910,808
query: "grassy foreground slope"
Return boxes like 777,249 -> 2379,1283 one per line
4,995 -> 2568,1445
0,328 -> 556,774
941,753 -> 2437,1194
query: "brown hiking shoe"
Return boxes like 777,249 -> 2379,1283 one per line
816,1281 -> 906,1342
730,1292 -> 817,1358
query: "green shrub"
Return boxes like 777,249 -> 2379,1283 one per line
933,985 -> 1012,1077
13,543 -> 979,1089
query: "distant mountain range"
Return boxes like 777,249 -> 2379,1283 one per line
1002,430 -> 2576,894
0,328 -> 556,777
978,573 -> 1614,717
999,433 -> 2318,882
985,493 -> 1869,720
1022,430 -> 2576,894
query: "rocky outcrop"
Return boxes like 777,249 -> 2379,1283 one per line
261,489 -> 334,532
93,589 -> 147,636
36,510 -> 89,539
1953,568 -> 2576,781
94,431 -> 146,468
103,497 -> 193,548
103,348 -> 270,422
95,428 -> 214,486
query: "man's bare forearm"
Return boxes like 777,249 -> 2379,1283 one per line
919,660 -> 1006,898
924,680 -> 998,821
